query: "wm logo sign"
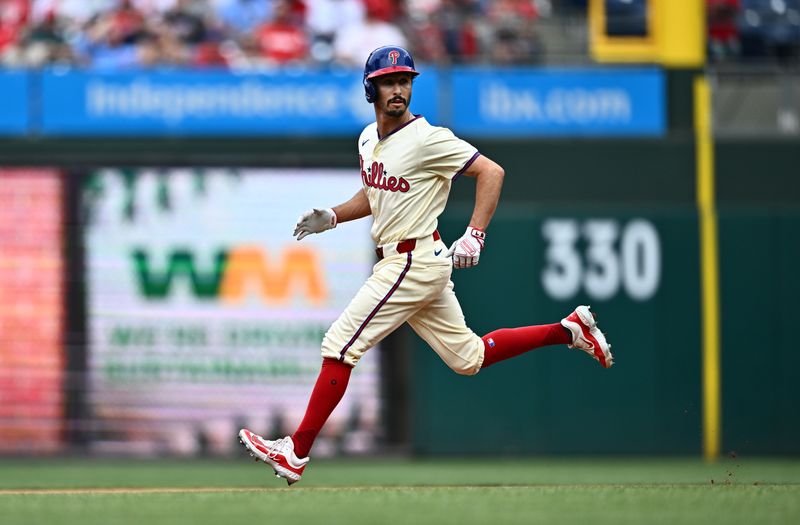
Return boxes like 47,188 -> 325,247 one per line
133,246 -> 327,304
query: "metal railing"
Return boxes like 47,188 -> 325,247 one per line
709,64 -> 800,136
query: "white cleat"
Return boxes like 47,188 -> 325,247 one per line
560,305 -> 614,368
238,429 -> 309,486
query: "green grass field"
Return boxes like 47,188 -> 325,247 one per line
1,457 -> 798,525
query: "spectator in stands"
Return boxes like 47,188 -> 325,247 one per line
429,0 -> 482,63
485,0 -> 542,64
134,30 -> 167,66
407,0 -> 543,64
363,0 -> 400,21
707,0 -> 741,60
402,9 -> 449,64
406,0 -> 443,15
193,38 -> 229,66
255,0 -> 307,65
109,0 -> 147,44
7,10 -> 74,67
131,0 -> 182,15
334,0 -> 407,65
73,5 -> 183,69
31,0 -> 114,27
305,0 -> 365,63
162,0 -> 208,44
214,0 -> 273,38
73,12 -> 141,68
0,0 -> 29,56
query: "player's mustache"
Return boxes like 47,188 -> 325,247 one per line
389,97 -> 407,105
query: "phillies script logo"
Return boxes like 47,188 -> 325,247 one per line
388,50 -> 400,64
360,155 -> 410,193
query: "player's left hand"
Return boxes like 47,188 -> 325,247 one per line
293,208 -> 337,240
447,226 -> 486,269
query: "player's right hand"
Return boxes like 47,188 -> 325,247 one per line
293,208 -> 337,240
447,226 -> 486,269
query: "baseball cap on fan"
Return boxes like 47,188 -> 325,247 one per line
362,46 -> 419,103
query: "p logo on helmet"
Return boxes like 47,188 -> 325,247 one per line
363,46 -> 420,103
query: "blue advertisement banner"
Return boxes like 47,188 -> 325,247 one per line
450,67 -> 665,136
8,67 -> 665,137
0,71 -> 30,135
39,69 -> 440,136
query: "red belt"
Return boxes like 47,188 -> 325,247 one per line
376,230 -> 441,260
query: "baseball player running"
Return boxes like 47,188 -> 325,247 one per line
239,46 -> 613,485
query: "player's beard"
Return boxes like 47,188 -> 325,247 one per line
384,94 -> 411,117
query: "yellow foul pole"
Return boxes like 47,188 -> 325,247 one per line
694,76 -> 721,462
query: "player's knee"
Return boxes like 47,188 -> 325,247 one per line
448,360 -> 480,376
439,339 -> 483,376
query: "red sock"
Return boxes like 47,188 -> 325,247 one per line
291,358 -> 352,458
481,323 -> 571,369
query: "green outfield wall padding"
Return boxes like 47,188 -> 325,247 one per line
719,210 -> 800,455
408,207 -> 800,455
410,208 -> 702,455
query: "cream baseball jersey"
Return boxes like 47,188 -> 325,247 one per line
319,115 -> 486,372
357,115 -> 480,245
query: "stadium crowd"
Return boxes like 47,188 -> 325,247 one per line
707,0 -> 800,62
0,0 -> 796,69
0,0 -> 552,69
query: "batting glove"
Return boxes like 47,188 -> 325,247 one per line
293,208 -> 337,240
447,226 -> 486,269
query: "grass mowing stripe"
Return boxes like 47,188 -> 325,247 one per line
0,485 -> 797,525
0,488 -> 266,495
0,482 -> 796,495
1,458 -> 799,489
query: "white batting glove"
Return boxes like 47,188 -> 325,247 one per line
293,208 -> 337,240
447,226 -> 486,269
